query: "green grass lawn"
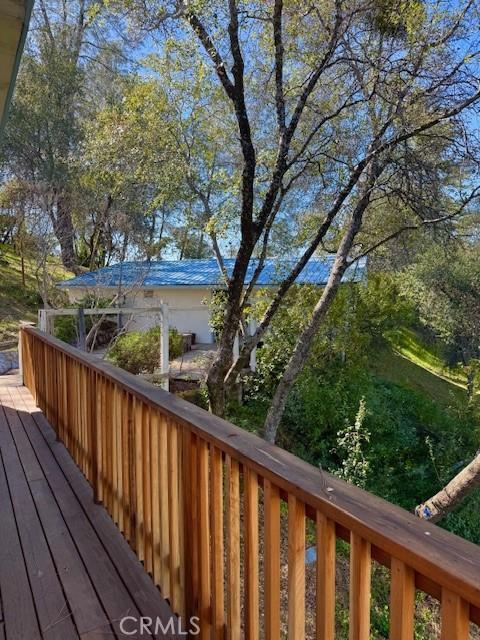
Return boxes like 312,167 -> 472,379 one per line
370,327 -> 468,408
0,244 -> 71,345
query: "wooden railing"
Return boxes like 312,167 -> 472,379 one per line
20,325 -> 480,639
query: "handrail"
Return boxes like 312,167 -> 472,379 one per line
20,325 -> 480,637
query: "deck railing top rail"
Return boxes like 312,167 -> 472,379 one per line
20,324 -> 480,637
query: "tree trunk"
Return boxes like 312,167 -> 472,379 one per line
52,195 -> 79,274
416,453 -> 480,523
261,167 -> 380,442
206,241 -> 255,415
466,367 -> 476,402
262,254 -> 349,442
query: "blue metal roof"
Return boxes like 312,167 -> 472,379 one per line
59,256 -> 366,289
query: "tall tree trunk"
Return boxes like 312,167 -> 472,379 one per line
52,195 -> 79,274
416,453 -> 480,523
262,167 -> 380,442
89,195 -> 112,270
466,367 -> 476,402
262,252 -> 351,442
206,241 -> 255,415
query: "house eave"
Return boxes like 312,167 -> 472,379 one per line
0,0 -> 33,139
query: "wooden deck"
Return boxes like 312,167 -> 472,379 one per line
0,372 -> 178,640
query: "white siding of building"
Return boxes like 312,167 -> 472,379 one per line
66,286 -> 215,344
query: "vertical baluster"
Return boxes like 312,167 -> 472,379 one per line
96,373 -> 105,503
117,385 -> 124,533
74,360 -> 79,464
288,495 -> 305,640
56,352 -> 63,442
150,411 -> 161,584
198,438 -> 212,637
134,399 -> 145,562
128,393 -> 137,550
81,364 -> 87,473
349,533 -> 371,640
43,343 -> 49,420
52,345 -> 59,430
264,479 -> 280,640
107,379 -> 115,517
85,368 -> 95,486
39,342 -> 44,413
441,589 -> 469,640
191,433 -> 199,612
61,352 -> 67,442
245,468 -> 259,640
316,513 -> 336,640
177,420 -> 186,620
82,365 -> 88,477
389,559 -> 415,640
94,372 -> 103,503
101,375 -> 109,509
157,414 -> 170,598
168,419 -> 181,613
182,428 -> 194,618
226,455 -> 241,640
211,445 -> 225,638
111,382 -> 119,524
121,390 -> 130,537
143,405 -> 153,574
68,356 -> 73,446
79,363 -> 84,465
87,366 -> 92,479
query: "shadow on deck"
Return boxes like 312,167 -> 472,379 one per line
0,373 -> 178,640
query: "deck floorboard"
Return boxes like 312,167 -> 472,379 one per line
0,373 -> 179,640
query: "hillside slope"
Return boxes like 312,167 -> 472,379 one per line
370,327 -> 469,408
0,244 -> 71,346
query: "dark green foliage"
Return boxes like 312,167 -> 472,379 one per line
232,273 -> 480,544
54,315 -> 77,344
240,355 -> 480,543
106,326 -> 183,375
370,0 -> 426,37
208,289 -> 228,342
176,388 -> 209,410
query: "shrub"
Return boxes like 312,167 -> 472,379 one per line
54,315 -> 77,344
169,328 -> 184,360
106,326 -> 183,375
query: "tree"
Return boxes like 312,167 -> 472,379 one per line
0,0 -> 123,272
80,77 -> 184,265
118,0 -> 480,435
403,243 -> 480,400
416,453 -> 480,524
399,239 -> 480,524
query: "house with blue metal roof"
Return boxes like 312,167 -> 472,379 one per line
60,257 -> 366,344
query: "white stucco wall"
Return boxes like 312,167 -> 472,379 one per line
65,286 -> 215,344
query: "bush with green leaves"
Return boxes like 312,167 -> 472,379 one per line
54,315 -> 77,344
231,273 -> 480,543
106,326 -> 184,375
245,274 -> 412,401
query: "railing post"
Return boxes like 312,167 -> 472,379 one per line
38,309 -> 54,335
18,321 -> 35,385
91,370 -> 100,504
38,309 -> 46,331
160,303 -> 169,391
77,307 -> 86,351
